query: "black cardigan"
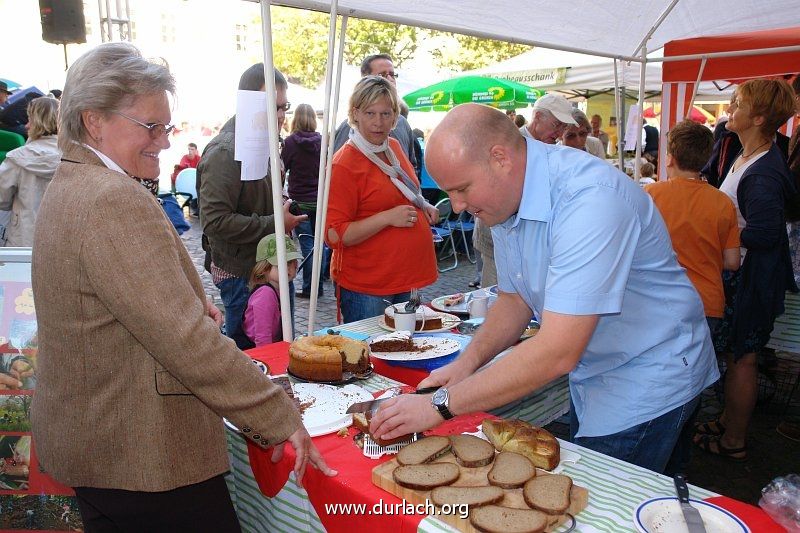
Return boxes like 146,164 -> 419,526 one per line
731,143 -> 798,356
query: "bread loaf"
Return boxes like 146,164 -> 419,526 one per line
469,505 -> 548,533
487,451 -> 536,489
430,486 -> 503,508
449,434 -> 495,468
352,412 -> 412,447
482,418 -> 560,471
523,474 -> 572,515
396,435 -> 451,465
393,463 -> 460,490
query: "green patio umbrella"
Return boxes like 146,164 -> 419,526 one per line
402,75 -> 545,112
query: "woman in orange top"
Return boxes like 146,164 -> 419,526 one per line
326,76 -> 438,322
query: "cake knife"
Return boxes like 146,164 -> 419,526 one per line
674,474 -> 707,533
346,387 -> 439,414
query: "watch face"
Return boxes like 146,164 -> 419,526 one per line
432,388 -> 447,405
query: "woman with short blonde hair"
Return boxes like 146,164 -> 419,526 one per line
325,75 -> 438,322
0,96 -> 60,246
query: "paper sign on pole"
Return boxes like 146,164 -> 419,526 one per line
624,104 -> 641,152
235,90 -> 270,181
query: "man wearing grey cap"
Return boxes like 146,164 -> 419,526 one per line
521,93 -> 577,144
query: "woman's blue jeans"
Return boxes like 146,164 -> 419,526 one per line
339,286 -> 410,324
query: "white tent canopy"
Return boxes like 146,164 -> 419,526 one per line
269,0 -> 800,60
467,47 -> 732,102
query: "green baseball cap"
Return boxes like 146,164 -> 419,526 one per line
256,234 -> 303,265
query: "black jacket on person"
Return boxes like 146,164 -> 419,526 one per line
703,119 -> 789,188
732,143 -> 799,357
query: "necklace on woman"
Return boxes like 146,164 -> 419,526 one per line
741,140 -> 770,159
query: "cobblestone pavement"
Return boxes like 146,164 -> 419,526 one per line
181,216 -> 799,505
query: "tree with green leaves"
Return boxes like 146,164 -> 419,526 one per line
264,7 -> 530,87
431,33 -> 532,72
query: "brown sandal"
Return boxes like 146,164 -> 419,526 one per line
694,434 -> 747,462
694,419 -> 726,437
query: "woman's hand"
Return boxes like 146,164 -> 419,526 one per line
271,428 -> 337,484
383,205 -> 419,228
423,202 -> 440,225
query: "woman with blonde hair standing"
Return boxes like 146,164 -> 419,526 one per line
325,76 -> 438,322
0,97 -> 60,246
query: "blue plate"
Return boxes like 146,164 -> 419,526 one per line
374,332 -> 470,371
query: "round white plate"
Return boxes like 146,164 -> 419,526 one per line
293,382 -> 372,437
634,497 -> 749,533
430,289 -> 495,314
378,312 -> 461,333
370,336 -> 462,361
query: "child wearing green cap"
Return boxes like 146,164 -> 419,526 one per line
237,234 -> 303,347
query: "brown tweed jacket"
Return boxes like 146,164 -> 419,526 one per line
30,144 -> 302,491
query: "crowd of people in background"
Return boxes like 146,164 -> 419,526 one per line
2,38 -> 800,528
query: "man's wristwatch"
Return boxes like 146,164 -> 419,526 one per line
431,387 -> 454,420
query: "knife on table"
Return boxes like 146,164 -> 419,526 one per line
346,387 -> 439,414
674,474 -> 707,533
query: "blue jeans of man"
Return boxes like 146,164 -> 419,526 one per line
217,276 -> 296,347
295,214 -> 323,297
569,394 -> 701,474
339,286 -> 410,324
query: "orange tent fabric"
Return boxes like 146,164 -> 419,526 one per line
663,26 -> 800,83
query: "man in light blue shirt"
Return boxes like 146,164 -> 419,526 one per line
371,103 -> 719,473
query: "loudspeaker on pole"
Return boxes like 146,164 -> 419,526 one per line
39,0 -> 87,45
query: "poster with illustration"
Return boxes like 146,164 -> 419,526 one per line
0,494 -> 83,531
0,281 -> 37,392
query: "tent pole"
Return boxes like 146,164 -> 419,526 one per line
632,0 -> 681,57
308,9 -> 347,334
259,0 -> 293,342
613,58 -> 624,170
634,43 -> 647,181
686,56 -> 707,112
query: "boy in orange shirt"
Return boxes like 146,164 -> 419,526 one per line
646,119 -> 740,476
646,120 -> 740,330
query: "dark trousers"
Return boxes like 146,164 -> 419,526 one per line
74,474 -> 240,533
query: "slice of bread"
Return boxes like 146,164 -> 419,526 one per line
396,435 -> 451,465
449,434 -> 495,467
523,474 -> 573,515
352,412 -> 411,446
487,451 -> 536,489
392,463 -> 460,490
430,486 -> 504,508
469,505 -> 548,533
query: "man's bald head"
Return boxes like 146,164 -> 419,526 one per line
425,104 -> 526,225
426,103 -> 523,172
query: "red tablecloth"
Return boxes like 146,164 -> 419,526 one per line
704,496 -> 785,532
246,338 -> 492,532
244,344 -> 783,533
